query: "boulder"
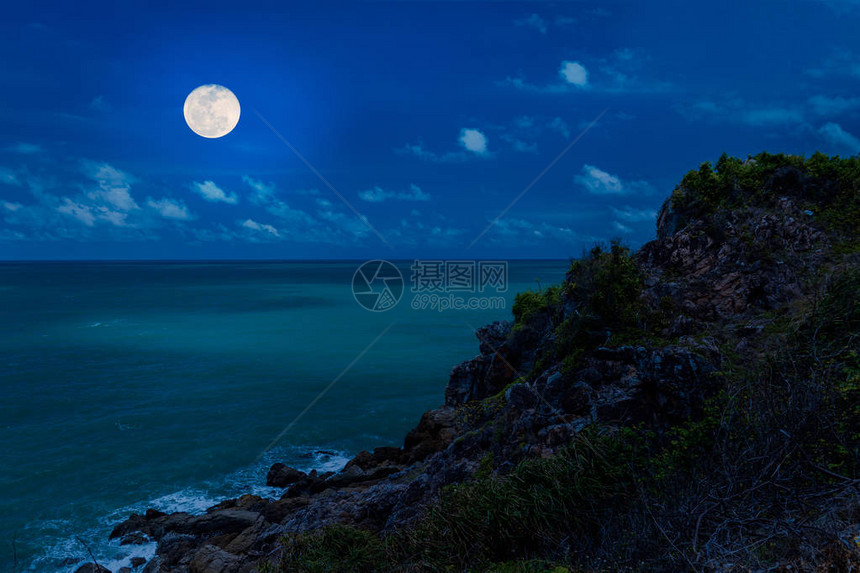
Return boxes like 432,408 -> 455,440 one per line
183,509 -> 260,536
189,544 -> 240,573
120,531 -> 150,545
260,496 -> 310,523
265,463 -> 306,487
402,407 -> 458,463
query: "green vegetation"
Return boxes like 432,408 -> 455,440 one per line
262,269 -> 859,571
671,151 -> 860,245
265,525 -> 387,573
512,284 -> 563,331
264,430 -> 644,572
261,152 -> 860,572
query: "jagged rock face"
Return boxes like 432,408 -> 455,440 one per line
641,198 -> 826,321
108,181 -> 844,572
446,321 -> 518,406
402,407 -> 459,463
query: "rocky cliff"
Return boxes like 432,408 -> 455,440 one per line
96,153 -> 860,572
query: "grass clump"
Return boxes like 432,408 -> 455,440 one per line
268,524 -> 387,573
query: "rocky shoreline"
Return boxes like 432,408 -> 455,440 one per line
75,154 -> 860,572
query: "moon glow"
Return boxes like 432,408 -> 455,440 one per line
183,84 -> 241,138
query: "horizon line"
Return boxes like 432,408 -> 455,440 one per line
0,257 -> 574,263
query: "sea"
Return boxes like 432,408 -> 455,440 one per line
0,260 -> 567,572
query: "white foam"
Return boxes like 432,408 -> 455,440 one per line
24,445 -> 353,572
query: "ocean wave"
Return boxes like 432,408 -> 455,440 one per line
24,444 -> 351,572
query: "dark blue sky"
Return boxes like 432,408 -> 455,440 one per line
1,0 -> 858,260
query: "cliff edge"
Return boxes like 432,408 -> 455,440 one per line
102,153 -> 860,573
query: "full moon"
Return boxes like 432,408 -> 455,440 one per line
183,84 -> 241,138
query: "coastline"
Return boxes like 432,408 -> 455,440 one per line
91,153 -> 860,572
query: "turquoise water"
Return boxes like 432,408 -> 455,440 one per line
0,260 -> 566,572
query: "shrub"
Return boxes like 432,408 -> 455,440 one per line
397,430 -> 640,570
274,524 -> 388,573
512,284 -> 564,331
670,151 -> 860,245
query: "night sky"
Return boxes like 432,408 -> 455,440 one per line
1,0 -> 858,260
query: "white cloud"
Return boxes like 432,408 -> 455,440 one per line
500,134 -> 538,153
90,95 -> 106,111
499,115 -> 571,153
611,206 -> 657,222
503,51 -> 668,95
359,184 -> 430,203
808,95 -> 860,116
2,201 -> 23,212
399,143 -> 442,161
6,142 -> 42,154
613,221 -> 632,233
242,175 -> 276,204
740,108 -> 804,126
401,129 -> 491,161
614,48 -> 635,61
147,197 -> 193,220
266,200 -> 316,226
575,165 -> 623,194
682,99 -> 805,127
575,165 -> 651,196
0,167 -> 21,186
515,13 -> 547,34
819,122 -> 860,154
192,180 -> 238,204
484,216 -> 595,245
559,61 -> 588,87
241,218 -> 280,237
806,49 -> 860,78
399,142 -> 473,162
548,117 -> 570,139
85,162 -> 139,211
459,128 -> 488,154
56,198 -> 96,226
50,162 -> 141,228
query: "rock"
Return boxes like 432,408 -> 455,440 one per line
403,407 -> 458,463
120,531 -> 150,545
183,509 -> 260,536
207,494 -> 264,513
131,557 -> 147,568
476,320 -> 512,355
145,509 -> 167,519
156,532 -> 198,568
110,509 -> 173,541
284,471 -> 332,498
505,382 -> 537,411
445,322 -> 517,406
260,496 -> 310,523
119,568 -> 132,573
189,544 -> 240,573
324,464 -> 366,487
223,516 -> 268,554
265,463 -> 306,487
74,564 -> 111,573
